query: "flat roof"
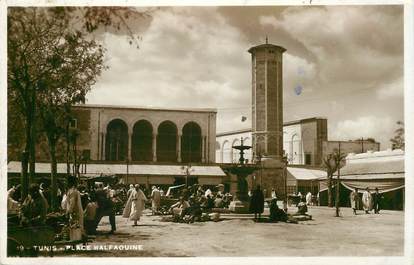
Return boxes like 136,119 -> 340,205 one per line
216,128 -> 251,137
216,117 -> 327,136
248,43 -> 287,53
74,104 -> 217,113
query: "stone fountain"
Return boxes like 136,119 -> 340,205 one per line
223,138 -> 258,213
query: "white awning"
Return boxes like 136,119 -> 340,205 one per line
287,167 -> 326,181
7,161 -> 226,177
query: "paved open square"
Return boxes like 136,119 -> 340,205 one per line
58,206 -> 404,257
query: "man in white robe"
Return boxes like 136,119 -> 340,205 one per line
349,188 -> 360,215
362,187 -> 373,214
63,176 -> 84,239
151,186 -> 161,215
306,192 -> 312,206
123,184 -> 147,226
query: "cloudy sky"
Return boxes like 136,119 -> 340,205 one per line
86,5 -> 404,149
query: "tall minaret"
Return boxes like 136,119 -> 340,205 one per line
248,41 -> 286,161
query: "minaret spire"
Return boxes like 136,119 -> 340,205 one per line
265,35 -> 268,44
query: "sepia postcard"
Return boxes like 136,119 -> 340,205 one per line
1,1 -> 413,265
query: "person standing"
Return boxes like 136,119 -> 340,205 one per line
271,188 -> 277,199
123,184 -> 147,226
306,191 -> 312,206
249,185 -> 264,221
362,187 -> 373,214
372,188 -> 383,214
95,184 -> 116,233
63,176 -> 84,238
127,184 -> 134,199
151,186 -> 161,215
83,195 -> 98,235
349,188 -> 360,215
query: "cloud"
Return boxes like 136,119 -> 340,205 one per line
88,7 -> 251,113
85,6 -> 403,150
376,77 -> 404,100
260,6 -> 403,87
330,116 -> 395,148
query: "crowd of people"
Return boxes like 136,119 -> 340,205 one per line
7,176 -> 133,241
162,184 -> 233,223
350,187 -> 383,215
8,175 -> 383,239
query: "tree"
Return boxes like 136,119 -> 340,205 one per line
332,149 -> 347,217
390,121 -> 404,150
322,154 -> 335,208
8,6 -> 153,203
8,8 -> 105,208
322,148 -> 347,212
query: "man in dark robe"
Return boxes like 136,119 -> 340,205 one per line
94,185 -> 116,233
372,188 -> 383,214
249,185 -> 264,221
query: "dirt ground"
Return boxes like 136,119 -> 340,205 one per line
54,206 -> 404,257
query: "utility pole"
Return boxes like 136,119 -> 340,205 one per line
335,142 -> 342,217
361,137 -> 364,153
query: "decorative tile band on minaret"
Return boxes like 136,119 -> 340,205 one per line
248,42 -> 286,162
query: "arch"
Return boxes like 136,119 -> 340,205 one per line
221,140 -> 230,163
215,141 -> 221,163
216,141 -> 221,150
131,120 -> 153,161
157,121 -> 178,162
178,119 -> 205,136
291,134 -> 301,164
181,122 -> 202,163
105,119 -> 128,161
130,116 -> 156,132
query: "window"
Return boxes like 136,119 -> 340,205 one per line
305,153 -> 312,165
69,118 -> 77,129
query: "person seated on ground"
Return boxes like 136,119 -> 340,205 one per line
185,196 -> 203,223
205,188 -> 212,198
84,195 -> 98,235
8,185 -> 21,215
268,198 -> 288,222
295,198 -> 308,215
214,194 -> 224,208
205,194 -> 215,211
223,193 -> 233,208
169,196 -> 190,220
20,184 -> 48,226
196,186 -> 204,197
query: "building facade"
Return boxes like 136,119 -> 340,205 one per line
216,117 -> 328,166
71,104 -> 217,164
8,104 -> 224,188
322,140 -> 380,159
216,117 -> 380,167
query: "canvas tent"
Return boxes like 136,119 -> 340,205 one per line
318,149 -> 404,210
